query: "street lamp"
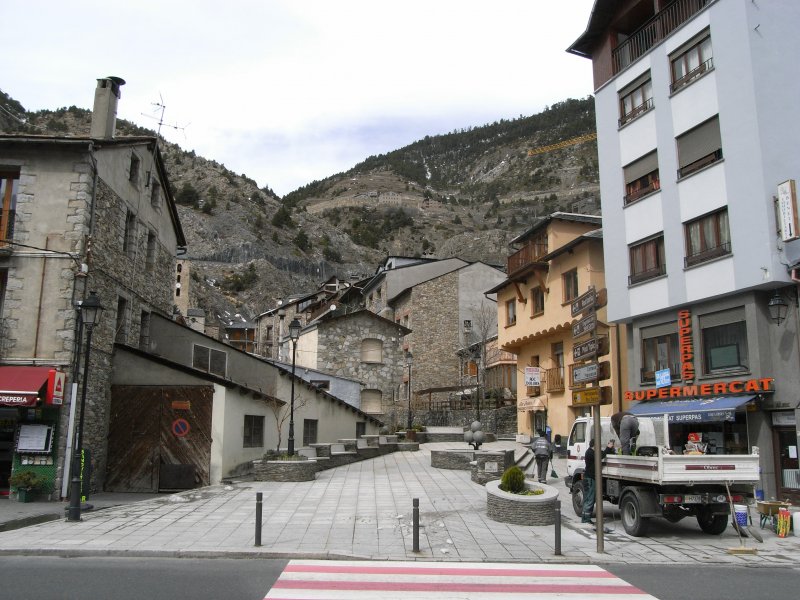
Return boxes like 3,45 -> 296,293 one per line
287,317 -> 301,456
67,291 -> 104,522
768,290 -> 789,325
405,351 -> 413,430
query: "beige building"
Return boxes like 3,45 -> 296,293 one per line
492,213 -> 627,443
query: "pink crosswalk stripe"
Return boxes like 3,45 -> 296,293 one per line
264,560 -> 660,599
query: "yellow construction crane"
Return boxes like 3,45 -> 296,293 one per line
527,132 -> 597,157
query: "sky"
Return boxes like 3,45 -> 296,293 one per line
3,0 -> 596,197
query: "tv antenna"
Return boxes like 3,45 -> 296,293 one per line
141,93 -> 189,140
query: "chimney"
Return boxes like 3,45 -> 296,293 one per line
90,76 -> 126,139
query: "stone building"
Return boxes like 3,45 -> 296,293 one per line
0,76 -> 186,496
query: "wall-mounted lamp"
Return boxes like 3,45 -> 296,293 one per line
768,290 -> 790,325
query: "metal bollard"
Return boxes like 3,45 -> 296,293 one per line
412,498 -> 420,553
255,492 -> 263,547
554,499 -> 562,556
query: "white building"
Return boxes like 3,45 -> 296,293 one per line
569,0 -> 800,503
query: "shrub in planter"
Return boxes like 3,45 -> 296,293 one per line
8,470 -> 44,491
263,450 -> 308,461
499,466 -> 526,494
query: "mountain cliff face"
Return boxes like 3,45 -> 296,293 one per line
1,90 -> 599,327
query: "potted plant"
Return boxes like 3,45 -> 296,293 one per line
8,470 -> 44,503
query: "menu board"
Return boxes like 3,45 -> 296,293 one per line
15,424 -> 54,453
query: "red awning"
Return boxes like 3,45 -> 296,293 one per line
0,366 -> 52,407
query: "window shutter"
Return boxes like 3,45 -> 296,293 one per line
624,151 -> 659,183
677,117 -> 721,168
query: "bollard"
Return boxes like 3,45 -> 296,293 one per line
412,498 -> 420,553
255,492 -> 263,547
554,499 -> 561,556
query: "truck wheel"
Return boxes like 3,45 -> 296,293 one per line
571,479 -> 585,517
697,508 -> 728,535
620,493 -> 649,536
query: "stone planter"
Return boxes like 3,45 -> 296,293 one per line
253,459 -> 317,482
485,479 -> 558,526
430,449 -> 474,470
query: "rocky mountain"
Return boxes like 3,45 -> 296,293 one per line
0,90 -> 599,328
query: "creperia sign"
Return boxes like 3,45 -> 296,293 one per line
624,377 -> 774,402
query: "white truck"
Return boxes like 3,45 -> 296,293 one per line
565,416 -> 760,536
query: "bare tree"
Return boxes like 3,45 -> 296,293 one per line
269,387 -> 311,452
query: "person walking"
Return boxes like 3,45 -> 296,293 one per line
531,430 -> 552,484
611,410 -> 640,455
582,437 -> 615,524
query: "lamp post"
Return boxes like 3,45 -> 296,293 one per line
405,351 -> 413,430
768,290 -> 789,325
287,317 -> 301,456
463,320 -> 481,422
67,291 -> 104,522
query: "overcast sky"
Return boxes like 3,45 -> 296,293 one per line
3,0 -> 595,196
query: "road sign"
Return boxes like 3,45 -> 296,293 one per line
172,418 -> 190,437
572,313 -> 596,338
573,338 -> 598,362
573,362 -> 599,384
570,287 -> 608,317
572,386 -> 612,406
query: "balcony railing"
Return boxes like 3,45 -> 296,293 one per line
628,263 -> 667,285
684,242 -> 731,267
0,209 -> 15,250
677,149 -> 723,179
507,241 -> 548,275
544,367 -> 564,393
612,0 -> 711,75
670,57 -> 714,93
619,97 -> 654,127
624,177 -> 661,205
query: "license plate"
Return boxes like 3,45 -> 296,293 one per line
684,495 -> 701,503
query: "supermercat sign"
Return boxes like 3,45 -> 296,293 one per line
624,377 -> 774,402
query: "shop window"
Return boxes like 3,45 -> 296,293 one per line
563,269 -> 579,303
641,328 -> 680,384
701,318 -> 748,374
684,208 -> 731,267
360,389 -> 382,414
619,73 -> 653,126
624,151 -> 660,205
677,116 -> 722,179
243,415 -> 264,448
670,31 -> 713,93
629,235 -> 666,285
506,298 -> 516,326
530,287 -> 545,317
360,338 -> 383,363
303,419 -> 318,446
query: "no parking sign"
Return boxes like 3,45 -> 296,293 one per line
172,418 -> 191,437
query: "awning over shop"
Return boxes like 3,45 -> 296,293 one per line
628,395 -> 755,423
0,366 -> 53,407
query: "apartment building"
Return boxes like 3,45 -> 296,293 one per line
569,0 -> 800,502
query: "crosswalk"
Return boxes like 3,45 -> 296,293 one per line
264,560 -> 659,599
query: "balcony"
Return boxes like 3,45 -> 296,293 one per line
544,367 -> 564,393
613,0 -> 711,75
619,97 -> 654,127
677,149 -> 722,179
507,241 -> 548,276
684,241 -> 731,268
0,209 -> 15,254
624,177 -> 660,205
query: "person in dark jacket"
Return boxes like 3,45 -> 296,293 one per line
530,430 -> 553,483
611,410 -> 639,455
582,437 -> 615,524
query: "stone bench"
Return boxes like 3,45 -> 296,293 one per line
298,447 -> 329,464
337,439 -> 358,452
355,438 -> 380,459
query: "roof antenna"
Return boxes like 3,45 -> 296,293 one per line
141,93 -> 189,140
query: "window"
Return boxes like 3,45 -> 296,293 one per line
302,419 -> 318,446
530,287 -> 544,317
1,171 -> 19,247
701,309 -> 748,374
129,153 -> 140,185
146,231 -> 157,270
506,298 -> 516,326
641,328 -> 680,383
685,209 -> 731,267
115,297 -> 128,344
624,151 -> 660,204
150,180 -> 161,208
671,32 -> 713,93
139,311 -> 150,349
526,355 -> 540,397
619,74 -> 653,126
123,210 -> 137,258
356,422 -> 366,439
629,235 -> 666,285
563,269 -> 579,303
361,389 -> 382,414
360,338 -> 383,363
193,344 -> 227,377
463,359 -> 478,377
568,420 -> 587,446
677,116 -> 722,178
243,415 -> 264,448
